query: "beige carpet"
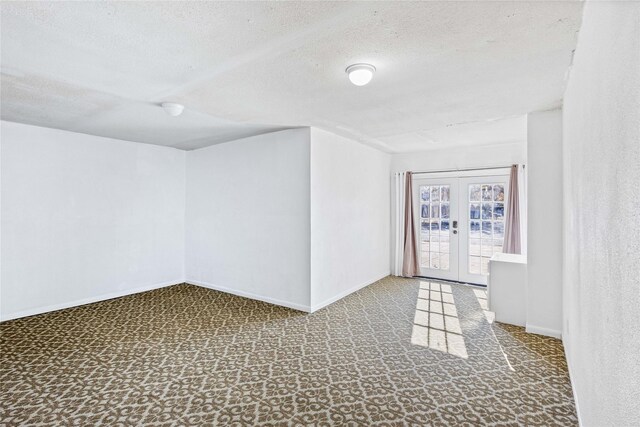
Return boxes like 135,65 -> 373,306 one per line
0,277 -> 577,426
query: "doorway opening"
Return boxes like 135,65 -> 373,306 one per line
414,173 -> 509,286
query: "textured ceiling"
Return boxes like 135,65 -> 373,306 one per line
0,1 -> 583,152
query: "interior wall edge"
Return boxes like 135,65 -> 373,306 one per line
0,119 -> 188,153
184,127 -> 312,309
564,342 -> 584,427
525,323 -> 562,339
309,127 -> 391,310
309,272 -> 390,313
0,279 -> 184,322
526,109 -> 563,336
187,279 -> 312,313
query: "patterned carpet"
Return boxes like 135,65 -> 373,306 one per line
0,276 -> 577,426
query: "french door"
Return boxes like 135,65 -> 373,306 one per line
413,174 -> 509,285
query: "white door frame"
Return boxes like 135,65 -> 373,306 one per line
412,170 -> 510,285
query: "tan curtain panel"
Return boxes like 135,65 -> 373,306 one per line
402,172 -> 420,277
503,164 -> 522,254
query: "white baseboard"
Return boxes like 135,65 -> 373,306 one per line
186,279 -> 311,313
564,340 -> 583,426
526,323 -> 562,339
0,279 -> 183,322
310,272 -> 389,313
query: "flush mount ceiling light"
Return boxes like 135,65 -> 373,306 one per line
345,63 -> 376,86
161,102 -> 184,117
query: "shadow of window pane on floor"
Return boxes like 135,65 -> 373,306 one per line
473,288 -> 495,324
473,287 -> 515,371
411,281 -> 468,358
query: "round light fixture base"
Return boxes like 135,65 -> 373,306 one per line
346,63 -> 376,86
161,102 -> 185,117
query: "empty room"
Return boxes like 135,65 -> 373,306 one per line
1,1 -> 638,426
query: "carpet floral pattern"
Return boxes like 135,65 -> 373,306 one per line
0,276 -> 577,426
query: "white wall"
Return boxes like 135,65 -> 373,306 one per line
1,121 -> 185,321
526,109 -> 563,338
563,2 -> 640,425
391,141 -> 526,173
309,128 -> 390,310
185,129 -> 312,311
2,124 -> 391,318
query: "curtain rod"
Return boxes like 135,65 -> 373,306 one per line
411,164 -> 523,175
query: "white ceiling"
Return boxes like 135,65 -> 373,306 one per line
0,1 -> 583,152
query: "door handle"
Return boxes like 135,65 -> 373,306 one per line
452,220 -> 458,229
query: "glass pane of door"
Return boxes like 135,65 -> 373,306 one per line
414,178 -> 459,281
458,176 -> 509,285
